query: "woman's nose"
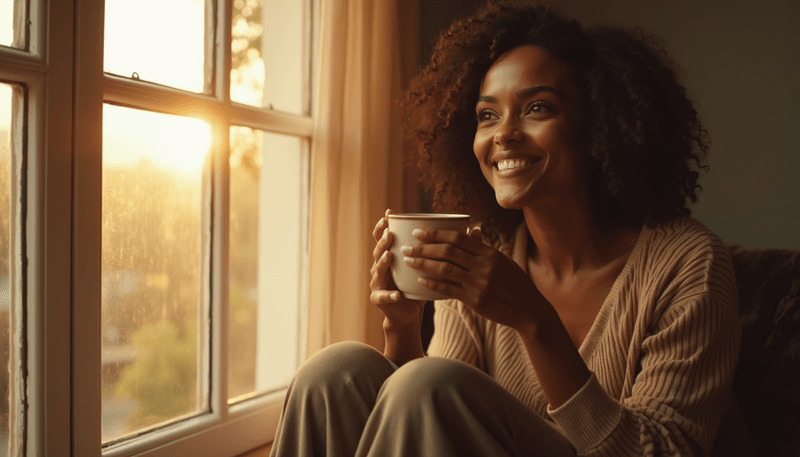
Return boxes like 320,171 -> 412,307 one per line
493,118 -> 524,145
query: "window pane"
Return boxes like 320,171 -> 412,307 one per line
231,0 -> 305,113
104,0 -> 207,93
0,0 -> 26,49
101,105 -> 210,443
228,127 -> 303,402
0,82 -> 15,457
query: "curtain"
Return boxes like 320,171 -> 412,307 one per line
305,0 -> 419,357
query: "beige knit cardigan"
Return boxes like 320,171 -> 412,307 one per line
427,218 -> 754,456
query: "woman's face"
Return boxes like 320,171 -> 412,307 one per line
473,45 -> 587,210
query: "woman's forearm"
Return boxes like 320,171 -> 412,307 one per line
516,309 -> 592,409
383,314 -> 425,367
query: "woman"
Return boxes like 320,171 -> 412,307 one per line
271,1 -> 754,455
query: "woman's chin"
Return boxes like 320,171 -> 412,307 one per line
494,194 -> 528,210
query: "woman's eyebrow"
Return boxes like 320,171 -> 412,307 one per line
519,85 -> 563,99
477,85 -> 563,104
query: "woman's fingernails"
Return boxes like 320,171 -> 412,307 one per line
412,229 -> 426,239
381,250 -> 388,261
390,292 -> 399,300
400,245 -> 412,255
417,277 -> 429,286
403,256 -> 415,265
383,227 -> 388,239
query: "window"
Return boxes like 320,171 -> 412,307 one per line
0,0 -> 315,455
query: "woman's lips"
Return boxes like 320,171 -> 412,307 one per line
492,157 -> 543,176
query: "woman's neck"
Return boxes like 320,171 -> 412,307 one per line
522,197 -> 637,278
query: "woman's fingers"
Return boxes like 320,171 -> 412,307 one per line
401,241 -> 477,272
372,227 -> 393,261
370,250 -> 392,288
370,289 -> 401,305
372,215 -> 388,242
412,227 -> 485,256
402,255 -> 471,289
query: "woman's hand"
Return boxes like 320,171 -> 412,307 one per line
370,209 -> 426,328
401,226 -> 547,330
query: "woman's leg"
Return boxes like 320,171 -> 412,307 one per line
270,341 -> 397,457
355,357 -> 575,457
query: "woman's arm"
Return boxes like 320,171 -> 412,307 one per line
369,210 -> 426,366
403,226 -> 591,407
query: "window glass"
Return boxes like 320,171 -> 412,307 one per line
0,82 -> 13,457
0,0 -> 26,49
228,127 -> 303,402
101,104 -> 210,442
231,0 -> 305,113
104,0 -> 207,93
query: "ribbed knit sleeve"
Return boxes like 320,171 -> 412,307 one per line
547,221 -> 744,456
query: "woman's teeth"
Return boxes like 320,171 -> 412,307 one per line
496,159 -> 534,171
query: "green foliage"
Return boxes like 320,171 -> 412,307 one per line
114,320 -> 198,428
227,281 -> 257,398
231,0 -> 263,71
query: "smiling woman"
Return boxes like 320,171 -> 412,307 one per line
270,1 -> 753,456
473,46 -> 588,211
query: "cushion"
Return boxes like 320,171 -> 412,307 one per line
728,245 -> 800,456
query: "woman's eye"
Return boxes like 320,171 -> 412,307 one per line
526,102 -> 551,115
476,110 -> 497,122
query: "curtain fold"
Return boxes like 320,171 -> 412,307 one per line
305,0 -> 415,357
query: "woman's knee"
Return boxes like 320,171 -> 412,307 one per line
291,341 -> 395,393
380,356 -> 488,401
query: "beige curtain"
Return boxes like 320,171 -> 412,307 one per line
305,0 -> 419,357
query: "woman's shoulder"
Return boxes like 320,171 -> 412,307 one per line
643,216 -> 729,260
637,217 -> 737,302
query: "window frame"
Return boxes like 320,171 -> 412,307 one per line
0,0 -> 316,455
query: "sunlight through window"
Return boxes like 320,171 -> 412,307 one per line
104,0 -> 206,92
101,105 -> 210,443
231,0 -> 304,113
0,81 -> 13,457
0,0 -> 25,49
228,127 -> 304,402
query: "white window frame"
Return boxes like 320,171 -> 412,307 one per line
0,0 -> 316,455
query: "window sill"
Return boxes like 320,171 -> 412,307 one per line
237,441 -> 272,457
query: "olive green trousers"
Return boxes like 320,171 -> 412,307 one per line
270,340 -> 575,457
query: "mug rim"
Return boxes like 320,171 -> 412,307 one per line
387,213 -> 470,220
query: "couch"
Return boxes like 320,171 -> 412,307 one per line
729,245 -> 800,456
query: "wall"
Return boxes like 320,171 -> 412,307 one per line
418,0 -> 800,249
556,0 -> 800,249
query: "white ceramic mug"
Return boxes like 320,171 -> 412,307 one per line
387,213 -> 470,301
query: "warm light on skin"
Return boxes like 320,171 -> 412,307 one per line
473,45 -> 587,210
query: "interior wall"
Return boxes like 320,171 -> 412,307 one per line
555,0 -> 800,249
417,0 -> 800,249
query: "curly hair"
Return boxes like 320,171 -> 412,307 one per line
402,0 -> 709,246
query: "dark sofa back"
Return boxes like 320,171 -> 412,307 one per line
728,245 -> 800,456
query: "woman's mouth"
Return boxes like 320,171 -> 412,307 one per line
493,158 -> 541,171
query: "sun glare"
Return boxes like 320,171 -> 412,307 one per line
1,0 -> 14,47
103,104 -> 210,178
104,0 -> 205,93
